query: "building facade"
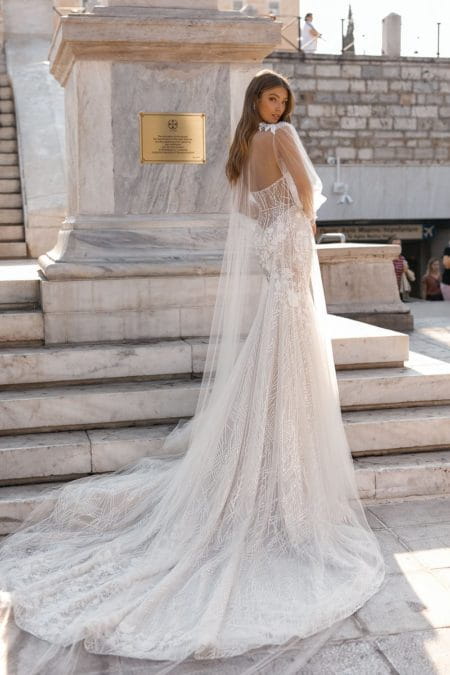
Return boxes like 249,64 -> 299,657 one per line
266,51 -> 450,292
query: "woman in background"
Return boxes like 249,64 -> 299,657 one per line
421,258 -> 443,301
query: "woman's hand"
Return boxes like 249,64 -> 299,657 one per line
311,220 -> 317,236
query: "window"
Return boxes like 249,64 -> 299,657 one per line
233,0 -> 243,9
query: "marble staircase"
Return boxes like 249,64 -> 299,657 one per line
0,55 -> 26,260
0,261 -> 43,346
0,263 -> 450,533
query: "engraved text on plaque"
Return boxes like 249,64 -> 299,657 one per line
140,113 -> 206,164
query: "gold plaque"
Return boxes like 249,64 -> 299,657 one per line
139,113 -> 206,164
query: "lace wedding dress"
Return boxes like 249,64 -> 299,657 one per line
0,122 -> 384,674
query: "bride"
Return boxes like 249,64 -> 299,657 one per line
0,70 -> 384,674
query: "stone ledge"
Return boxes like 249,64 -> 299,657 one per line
50,11 -> 280,84
356,451 -> 450,501
344,405 -> 450,456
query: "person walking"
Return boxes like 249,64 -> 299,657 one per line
301,12 -> 322,52
441,240 -> 450,300
390,236 -> 415,302
0,70 -> 384,675
421,258 -> 443,301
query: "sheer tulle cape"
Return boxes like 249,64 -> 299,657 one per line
0,122 -> 384,674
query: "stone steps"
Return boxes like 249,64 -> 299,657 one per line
0,178 -> 20,192
0,114 -> 15,126
0,140 -> 17,154
0,261 -> 40,306
344,405 -> 450,456
0,336 -> 415,390
0,154 -> 19,167
355,450 -> 450,501
0,341 -> 447,404
1,448 -> 449,534
0,101 -> 13,114
0,194 -> 21,209
0,127 -> 16,141
0,425 -> 173,484
0,375 -> 449,449
0,166 -> 19,179
0,379 -> 199,435
0,208 -> 22,224
0,242 -> 26,258
0,70 -> 26,259
0,225 -> 24,241
0,309 -> 43,345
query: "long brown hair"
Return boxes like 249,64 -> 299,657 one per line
225,70 -> 294,183
425,257 -> 441,277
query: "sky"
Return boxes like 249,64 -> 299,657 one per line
302,0 -> 450,58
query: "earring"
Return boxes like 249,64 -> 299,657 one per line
252,102 -> 256,111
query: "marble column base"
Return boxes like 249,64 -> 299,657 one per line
38,238 -> 411,344
38,214 -> 228,280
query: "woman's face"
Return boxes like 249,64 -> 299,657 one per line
256,86 -> 289,124
431,260 -> 440,273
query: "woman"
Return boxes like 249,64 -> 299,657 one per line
442,241 -> 450,300
390,236 -> 415,302
0,71 -> 384,674
422,258 -> 443,301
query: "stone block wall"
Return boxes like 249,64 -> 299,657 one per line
266,53 -> 450,166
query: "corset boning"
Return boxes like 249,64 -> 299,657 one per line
251,176 -> 295,229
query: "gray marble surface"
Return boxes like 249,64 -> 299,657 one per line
112,62 -> 231,216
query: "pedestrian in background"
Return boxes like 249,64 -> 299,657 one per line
441,241 -> 450,301
421,258 -> 443,301
390,236 -> 415,302
301,13 -> 321,53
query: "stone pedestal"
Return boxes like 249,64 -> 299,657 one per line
318,243 -> 413,331
40,2 -> 278,276
38,2 -> 279,342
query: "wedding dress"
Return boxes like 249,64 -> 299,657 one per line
0,122 -> 384,674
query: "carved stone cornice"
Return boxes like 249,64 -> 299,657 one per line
49,9 -> 280,85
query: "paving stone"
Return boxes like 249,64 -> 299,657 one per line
375,627 -> 450,675
330,616 -> 363,641
367,496 -> 450,529
411,543 -> 450,570
393,522 -> 450,546
356,570 -> 450,634
374,529 -> 423,575
302,639 -> 392,674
